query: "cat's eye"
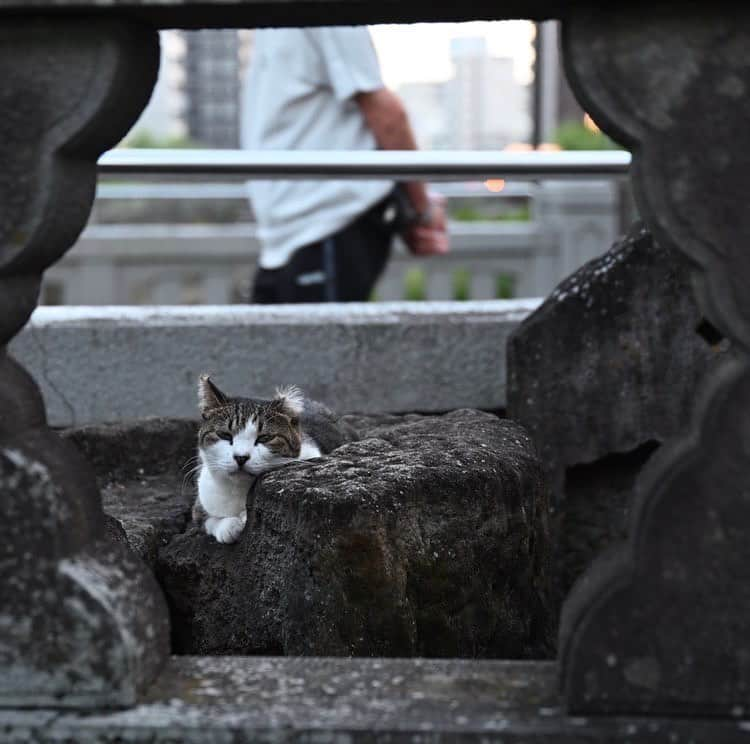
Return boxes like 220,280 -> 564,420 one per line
255,434 -> 275,445
216,431 -> 233,443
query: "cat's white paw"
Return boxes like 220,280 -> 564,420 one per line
205,512 -> 246,544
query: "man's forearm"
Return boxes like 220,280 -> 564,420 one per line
356,88 -> 430,213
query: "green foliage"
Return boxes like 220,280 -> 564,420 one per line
121,130 -> 201,149
450,204 -> 531,222
403,268 -> 427,301
496,273 -> 516,300
552,120 -> 621,151
400,269 -> 517,301
452,269 -> 471,301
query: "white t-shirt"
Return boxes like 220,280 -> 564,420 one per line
241,27 -> 394,269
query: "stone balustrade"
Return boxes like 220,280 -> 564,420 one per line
1,1 -> 749,741
42,180 -> 619,304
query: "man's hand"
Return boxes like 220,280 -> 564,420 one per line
404,193 -> 450,256
356,89 -> 450,256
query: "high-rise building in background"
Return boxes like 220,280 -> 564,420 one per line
397,36 -> 531,150
132,28 -> 532,152
127,30 -> 253,148
446,37 -> 530,149
182,29 -> 251,148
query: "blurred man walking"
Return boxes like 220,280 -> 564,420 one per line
241,26 -> 449,303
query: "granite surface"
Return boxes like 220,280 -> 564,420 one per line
4,656 -> 750,742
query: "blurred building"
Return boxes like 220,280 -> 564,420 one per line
396,36 -> 531,151
397,81 -> 448,149
446,37 -> 530,149
182,29 -> 250,148
126,29 -> 253,147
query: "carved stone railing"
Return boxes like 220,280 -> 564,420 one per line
0,18 -> 170,707
0,0 -> 747,736
558,7 -> 750,716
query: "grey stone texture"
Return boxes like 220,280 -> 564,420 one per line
0,352 -> 46,433
0,21 -> 158,280
10,301 -> 538,427
0,439 -> 170,708
0,18 -> 170,709
62,418 -> 198,568
154,410 -> 553,658
507,223 -> 726,609
551,441 -> 657,609
5,656 -> 750,742
558,7 -> 750,715
561,358 -> 750,715
507,222 -> 723,492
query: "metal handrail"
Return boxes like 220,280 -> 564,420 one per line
93,181 -> 535,200
98,149 -> 631,181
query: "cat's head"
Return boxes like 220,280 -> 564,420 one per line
197,374 -> 304,477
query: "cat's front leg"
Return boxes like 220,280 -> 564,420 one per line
204,510 -> 247,544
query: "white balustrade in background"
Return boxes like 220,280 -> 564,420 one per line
42,180 -> 621,304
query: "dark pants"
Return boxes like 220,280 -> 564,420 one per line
251,190 -> 398,303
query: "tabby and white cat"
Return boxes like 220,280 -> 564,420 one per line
192,374 -> 352,543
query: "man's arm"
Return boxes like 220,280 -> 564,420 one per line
356,88 -> 449,255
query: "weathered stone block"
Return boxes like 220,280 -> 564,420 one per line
0,437 -> 170,708
153,410 -> 552,658
507,222 -> 725,606
62,418 -> 197,568
508,222 -> 722,490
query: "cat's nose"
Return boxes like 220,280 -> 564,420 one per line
234,454 -> 249,467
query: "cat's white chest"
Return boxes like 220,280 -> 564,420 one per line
197,467 -> 247,517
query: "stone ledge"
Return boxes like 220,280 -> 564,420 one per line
4,656 -> 749,742
10,301 -> 538,427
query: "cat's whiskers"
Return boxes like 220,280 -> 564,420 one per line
180,461 -> 203,498
181,455 -> 201,472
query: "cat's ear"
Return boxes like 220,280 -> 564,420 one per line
274,385 -> 304,420
198,374 -> 228,416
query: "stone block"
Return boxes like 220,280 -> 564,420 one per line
62,418 -> 198,568
149,410 -> 553,658
0,437 -> 170,708
508,222 -> 723,491
507,222 -> 726,606
10,301 -> 538,427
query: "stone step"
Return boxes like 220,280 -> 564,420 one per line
4,656 -> 747,741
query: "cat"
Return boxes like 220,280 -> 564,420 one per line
192,374 -> 355,544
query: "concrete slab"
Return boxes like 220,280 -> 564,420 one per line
9,301 -> 538,427
4,656 -> 749,742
